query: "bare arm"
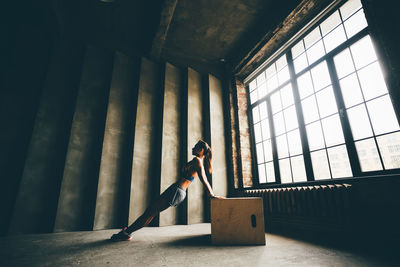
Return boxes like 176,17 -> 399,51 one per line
193,157 -> 214,197
194,157 -> 224,199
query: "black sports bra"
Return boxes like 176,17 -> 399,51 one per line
185,175 -> 194,182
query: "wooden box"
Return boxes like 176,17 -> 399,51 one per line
211,198 -> 265,245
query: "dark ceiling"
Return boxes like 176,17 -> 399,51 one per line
11,0 -> 305,77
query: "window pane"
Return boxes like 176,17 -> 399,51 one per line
304,27 -> 321,49
340,0 -> 362,20
321,114 -> 345,146
258,83 -> 268,99
263,139 -> 273,162
257,71 -> 266,85
273,112 -> 286,136
278,66 -> 290,85
287,129 -> 302,156
307,121 -> 325,151
334,48 -> 355,79
256,143 -> 264,164
297,71 -> 314,99
339,73 -> 364,108
249,80 -> 257,91
258,164 -> 267,183
355,138 -> 383,172
327,145 -> 353,178
266,64 -> 276,79
267,75 -> 279,93
261,119 -> 271,140
266,162 -> 276,182
320,11 -> 341,36
311,61 -> 331,91
254,123 -> 262,143
252,106 -> 260,123
307,40 -> 325,65
294,53 -> 308,74
270,91 -> 282,113
284,106 -> 298,131
311,150 -> 331,180
367,95 -> 400,135
250,90 -> 258,104
344,9 -> 368,38
281,84 -> 294,108
350,36 -> 377,70
259,102 -> 268,120
347,104 -> 373,140
323,24 -> 347,53
316,86 -> 338,118
357,62 -> 388,101
302,96 -> 319,124
291,155 -> 307,182
279,159 -> 292,183
377,132 -> 400,169
276,134 -> 289,158
276,54 -> 287,71
292,40 -> 305,59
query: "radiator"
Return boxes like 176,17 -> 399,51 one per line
243,184 -> 352,232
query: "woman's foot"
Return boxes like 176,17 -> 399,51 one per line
110,227 -> 132,241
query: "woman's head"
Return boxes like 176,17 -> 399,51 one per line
192,140 -> 212,174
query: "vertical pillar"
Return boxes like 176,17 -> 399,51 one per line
208,74 -> 228,197
54,45 -> 113,232
159,63 -> 183,226
8,35 -> 84,235
235,79 -> 253,188
93,52 -> 140,230
129,58 -> 160,225
187,67 -> 206,224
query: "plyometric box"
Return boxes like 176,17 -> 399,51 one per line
211,198 -> 265,245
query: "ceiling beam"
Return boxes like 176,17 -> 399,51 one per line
150,0 -> 179,60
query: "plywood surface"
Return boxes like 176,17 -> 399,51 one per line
211,198 -> 265,245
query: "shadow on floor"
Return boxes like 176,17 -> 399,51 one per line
167,234 -> 212,246
166,234 -> 266,247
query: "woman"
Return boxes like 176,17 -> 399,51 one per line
111,140 -> 224,241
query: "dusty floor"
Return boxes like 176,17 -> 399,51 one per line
0,223 -> 398,266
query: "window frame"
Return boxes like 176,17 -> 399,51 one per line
245,0 -> 400,189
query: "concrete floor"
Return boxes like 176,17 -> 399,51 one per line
0,223 -> 397,267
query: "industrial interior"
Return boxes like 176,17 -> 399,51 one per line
1,0 -> 399,266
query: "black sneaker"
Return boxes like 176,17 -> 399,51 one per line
110,227 -> 132,241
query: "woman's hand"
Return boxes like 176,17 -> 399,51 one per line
211,195 -> 226,199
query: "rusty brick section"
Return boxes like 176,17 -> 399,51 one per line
227,79 -> 240,189
235,79 -> 253,188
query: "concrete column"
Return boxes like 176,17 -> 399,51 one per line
159,63 -> 183,226
54,46 -> 113,232
208,74 -> 228,197
129,58 -> 160,225
187,67 -> 205,224
8,35 -> 84,235
93,52 -> 140,230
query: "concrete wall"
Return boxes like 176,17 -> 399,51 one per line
0,2 -> 56,236
129,58 -> 161,225
8,34 -> 84,235
1,42 -> 229,235
208,74 -> 228,197
187,67 -> 207,224
93,52 -> 140,230
159,63 -> 183,226
54,46 -> 113,232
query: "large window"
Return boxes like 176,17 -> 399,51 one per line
247,0 -> 400,185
